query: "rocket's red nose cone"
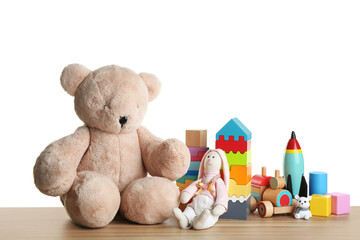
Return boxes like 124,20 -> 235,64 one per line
287,139 -> 301,150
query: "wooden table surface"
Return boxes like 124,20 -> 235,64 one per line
0,207 -> 359,240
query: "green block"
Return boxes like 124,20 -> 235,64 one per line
176,174 -> 198,184
226,151 -> 251,168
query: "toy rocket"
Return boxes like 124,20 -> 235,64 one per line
284,131 -> 307,197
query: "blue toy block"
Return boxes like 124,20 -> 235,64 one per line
220,196 -> 251,220
186,170 -> 199,176
188,161 -> 201,171
216,118 -> 252,141
309,171 -> 327,195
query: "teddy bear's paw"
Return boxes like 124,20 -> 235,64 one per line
151,138 -> 190,181
63,171 -> 120,228
120,177 -> 180,224
34,157 -> 76,196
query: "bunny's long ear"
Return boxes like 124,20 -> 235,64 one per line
60,64 -> 91,96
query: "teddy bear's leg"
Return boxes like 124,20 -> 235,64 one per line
62,171 -> 120,228
120,176 -> 180,224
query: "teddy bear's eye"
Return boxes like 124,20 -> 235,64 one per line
304,201 -> 307,203
212,156 -> 215,158
207,156 -> 210,158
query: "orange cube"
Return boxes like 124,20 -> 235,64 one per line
230,164 -> 252,185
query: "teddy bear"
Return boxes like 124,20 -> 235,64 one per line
33,64 -> 190,228
294,195 -> 312,220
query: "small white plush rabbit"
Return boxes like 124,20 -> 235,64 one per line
294,195 -> 312,220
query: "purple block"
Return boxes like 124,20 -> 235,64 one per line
188,147 -> 209,157
326,192 -> 350,215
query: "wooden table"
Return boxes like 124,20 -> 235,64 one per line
0,207 -> 358,239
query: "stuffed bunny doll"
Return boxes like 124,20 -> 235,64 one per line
173,149 -> 229,230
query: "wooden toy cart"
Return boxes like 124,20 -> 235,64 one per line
250,167 -> 296,217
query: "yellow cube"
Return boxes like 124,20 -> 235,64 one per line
228,179 -> 251,198
310,194 -> 331,217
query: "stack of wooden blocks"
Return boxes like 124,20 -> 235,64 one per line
176,130 -> 209,210
216,118 -> 252,220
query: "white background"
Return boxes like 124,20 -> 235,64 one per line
0,0 -> 359,207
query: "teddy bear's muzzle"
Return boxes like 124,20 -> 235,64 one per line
119,116 -> 128,127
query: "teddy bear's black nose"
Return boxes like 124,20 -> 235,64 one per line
119,116 -> 128,127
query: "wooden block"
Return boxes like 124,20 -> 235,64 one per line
176,179 -> 195,189
225,151 -> 251,167
188,147 -> 209,157
188,161 -> 201,171
230,164 -> 252,185
216,118 -> 252,141
220,195 -> 251,220
176,175 -> 198,184
185,170 -> 198,175
229,195 -> 249,204
190,152 -> 207,161
186,130 -> 207,147
216,136 -> 250,154
310,194 -> 331,217
228,179 -> 251,198
263,188 -> 292,207
326,192 -> 350,215
309,171 -> 327,195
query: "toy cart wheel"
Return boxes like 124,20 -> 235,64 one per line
258,201 -> 273,218
250,196 -> 258,212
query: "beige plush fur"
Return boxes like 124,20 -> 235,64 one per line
34,64 -> 190,228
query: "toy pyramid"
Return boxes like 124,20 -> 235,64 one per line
216,118 -> 252,220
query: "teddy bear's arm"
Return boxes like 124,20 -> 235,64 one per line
137,126 -> 190,181
33,126 -> 90,196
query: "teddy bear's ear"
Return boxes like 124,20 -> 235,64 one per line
295,195 -> 299,200
139,72 -> 161,102
60,64 -> 91,96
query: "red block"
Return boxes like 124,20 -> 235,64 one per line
215,135 -> 250,154
191,151 -> 207,161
